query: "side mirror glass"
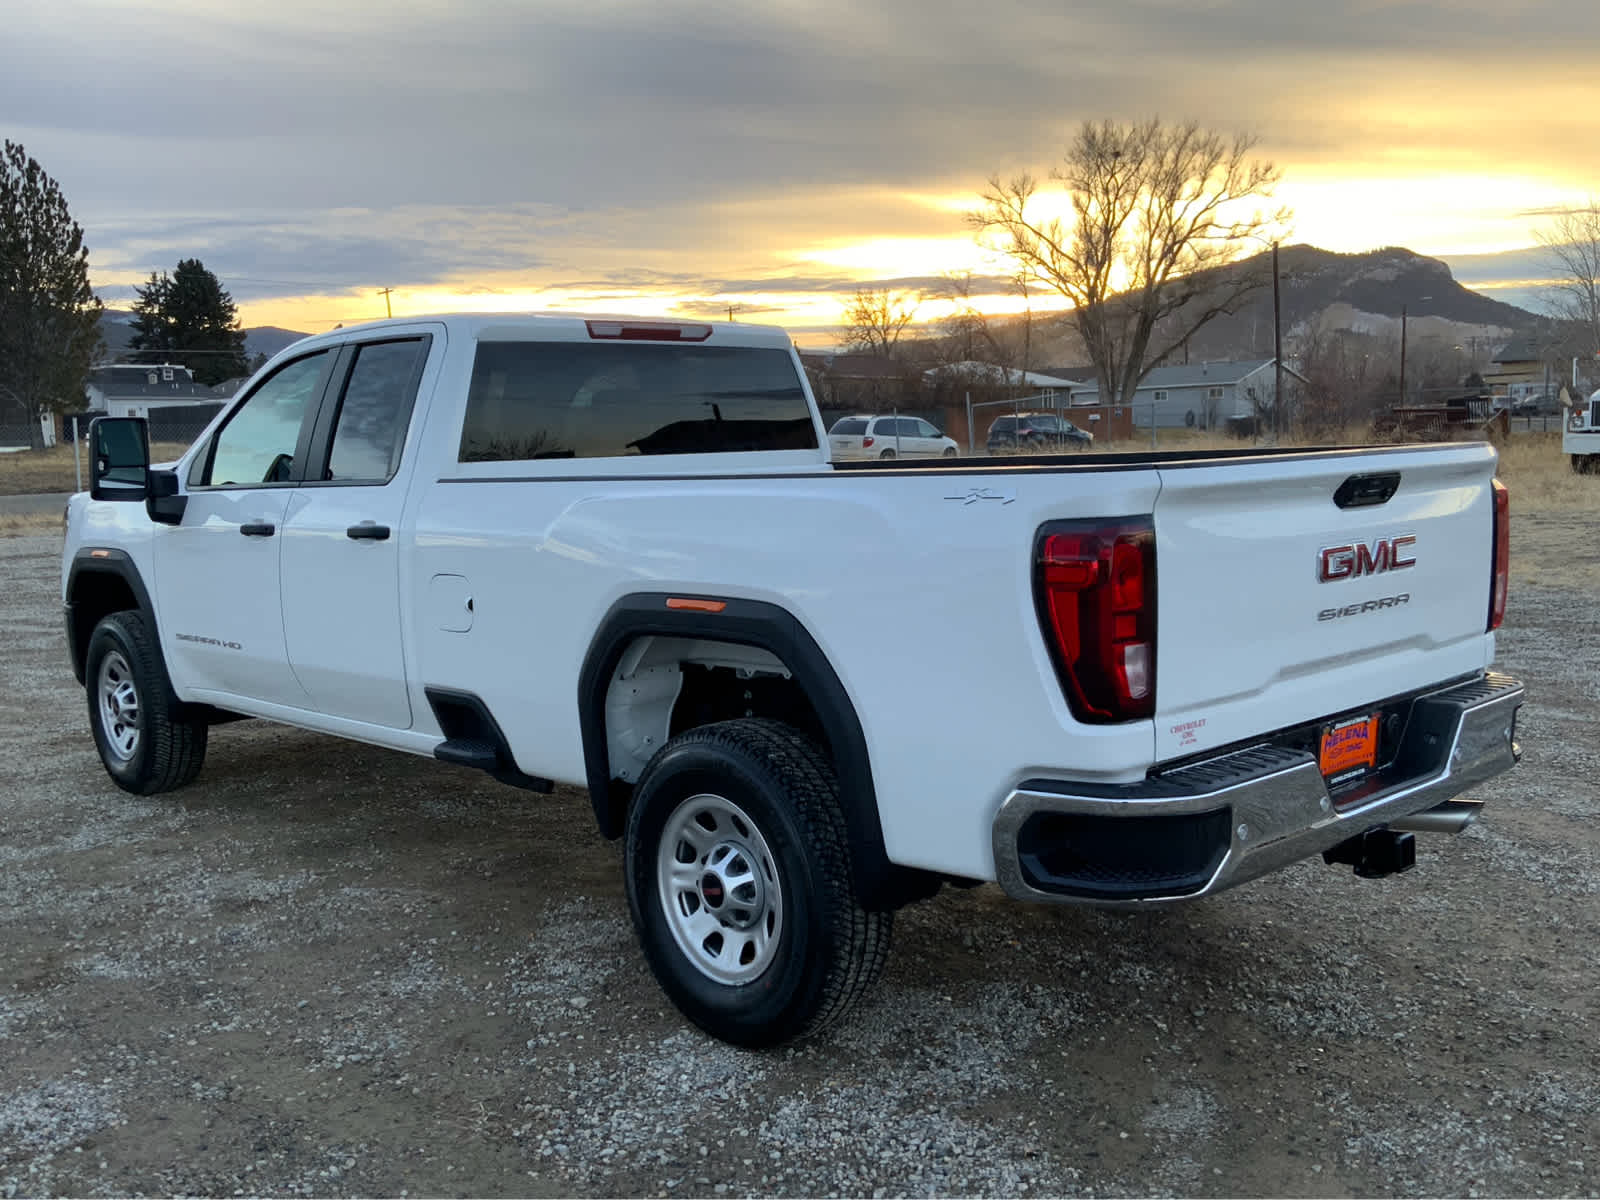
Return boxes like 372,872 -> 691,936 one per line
90,417 -> 150,501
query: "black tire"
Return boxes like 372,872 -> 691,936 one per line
942,446 -> 958,457
623,718 -> 892,1047
879,448 -> 896,460
84,610 -> 207,795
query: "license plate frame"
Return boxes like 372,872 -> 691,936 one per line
1319,713 -> 1380,787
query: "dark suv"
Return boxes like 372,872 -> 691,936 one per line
986,412 -> 1094,452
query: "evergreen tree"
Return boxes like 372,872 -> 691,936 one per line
128,258 -> 248,385
128,271 -> 173,359
0,140 -> 103,449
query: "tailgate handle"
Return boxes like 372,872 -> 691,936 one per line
1333,472 -> 1400,509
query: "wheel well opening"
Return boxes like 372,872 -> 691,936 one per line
601,637 -> 828,795
671,663 -> 827,749
69,571 -> 139,681
586,619 -> 936,912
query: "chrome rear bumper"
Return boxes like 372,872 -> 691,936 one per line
993,671 -> 1524,905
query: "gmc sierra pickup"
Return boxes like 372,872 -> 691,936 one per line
1566,385 -> 1600,473
63,313 -> 1523,1046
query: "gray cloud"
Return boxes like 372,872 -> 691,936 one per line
8,0 -> 1597,313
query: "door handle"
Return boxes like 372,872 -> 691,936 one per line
239,522 -> 276,537
346,523 -> 391,541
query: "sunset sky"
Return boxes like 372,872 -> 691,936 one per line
7,0 -> 1598,344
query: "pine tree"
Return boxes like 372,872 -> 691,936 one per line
128,271 -> 173,360
0,140 -> 103,449
128,258 -> 248,385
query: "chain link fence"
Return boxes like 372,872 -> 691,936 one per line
0,424 -> 35,450
145,404 -> 224,448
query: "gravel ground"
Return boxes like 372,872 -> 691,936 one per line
2,520 -> 1596,1198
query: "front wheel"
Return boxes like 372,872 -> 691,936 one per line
942,446 -> 958,457
85,610 -> 207,794
624,719 -> 892,1047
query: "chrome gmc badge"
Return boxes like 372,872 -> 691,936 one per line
1318,535 -> 1416,582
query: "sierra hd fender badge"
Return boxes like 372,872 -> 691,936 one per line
176,632 -> 243,650
1317,534 -> 1416,582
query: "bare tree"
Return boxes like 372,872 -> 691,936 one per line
970,117 -> 1288,408
1535,198 -> 1600,355
936,272 -> 1012,373
840,288 -> 920,358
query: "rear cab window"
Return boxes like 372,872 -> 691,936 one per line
457,334 -> 822,471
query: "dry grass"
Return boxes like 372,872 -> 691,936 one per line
0,442 -> 195,496
0,513 -> 64,538
1491,433 -> 1600,516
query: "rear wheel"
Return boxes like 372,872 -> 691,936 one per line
879,448 -> 896,460
85,611 -> 207,794
624,719 -> 892,1047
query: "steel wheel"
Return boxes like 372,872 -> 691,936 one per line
656,792 -> 784,985
96,649 -> 141,763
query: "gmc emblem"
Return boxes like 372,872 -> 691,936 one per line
1318,535 -> 1416,582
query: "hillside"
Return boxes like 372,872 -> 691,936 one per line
983,244 -> 1550,367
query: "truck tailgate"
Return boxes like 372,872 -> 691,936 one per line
1151,444 -> 1498,761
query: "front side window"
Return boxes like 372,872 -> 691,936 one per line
199,351 -> 329,487
324,339 -> 427,483
915,419 -> 940,438
459,342 -> 817,461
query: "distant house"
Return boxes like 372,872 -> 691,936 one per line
799,352 -> 919,412
921,361 -> 1086,399
78,363 -> 224,443
1482,339 -> 1551,402
85,363 -> 217,415
1070,359 -> 1308,430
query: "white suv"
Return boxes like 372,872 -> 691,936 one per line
827,415 -> 959,460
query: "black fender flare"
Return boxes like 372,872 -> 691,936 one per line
65,547 -> 158,685
577,593 -> 932,911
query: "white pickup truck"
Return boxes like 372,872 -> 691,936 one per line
1566,385 -> 1600,473
64,314 -> 1523,1046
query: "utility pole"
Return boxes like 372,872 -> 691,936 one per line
377,287 -> 394,319
1399,304 -> 1408,406
1272,242 -> 1284,439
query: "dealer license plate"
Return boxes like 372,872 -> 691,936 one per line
1319,714 -> 1379,786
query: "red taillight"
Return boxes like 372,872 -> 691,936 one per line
862,435 -> 874,448
1488,478 -> 1509,631
585,319 -> 713,342
1035,518 -> 1157,723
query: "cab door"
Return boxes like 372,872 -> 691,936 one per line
155,350 -> 336,707
278,332 -> 437,729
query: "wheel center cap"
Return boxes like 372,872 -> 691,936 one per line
700,873 -> 725,908
698,841 -> 765,930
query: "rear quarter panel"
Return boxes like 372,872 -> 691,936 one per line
409,464 -> 1161,881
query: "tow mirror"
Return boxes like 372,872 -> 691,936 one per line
90,417 -> 150,501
